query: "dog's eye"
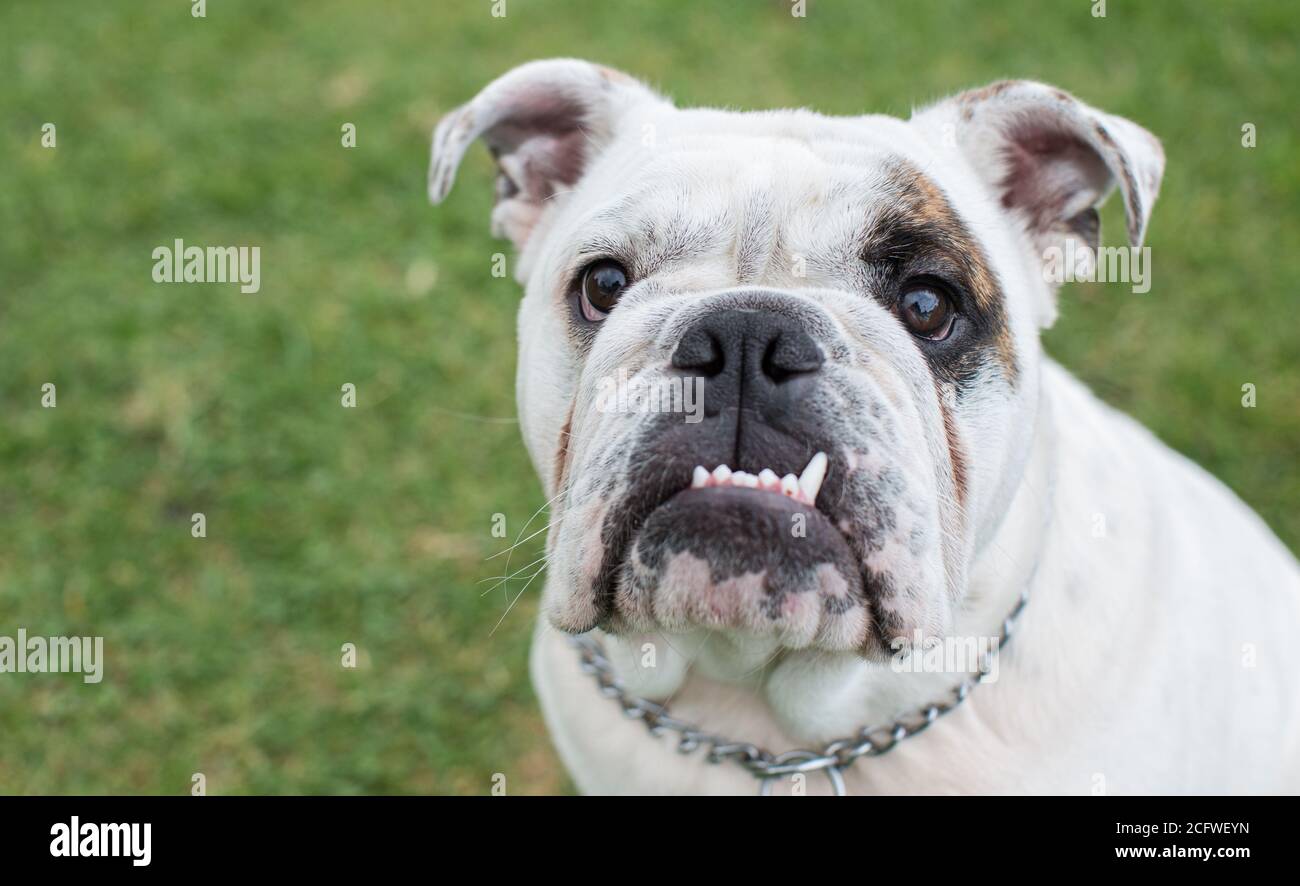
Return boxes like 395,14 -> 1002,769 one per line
579,259 -> 629,321
898,282 -> 955,341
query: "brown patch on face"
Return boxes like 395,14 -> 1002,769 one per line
553,402 -> 576,491
936,385 -> 968,507
865,160 -> 1019,388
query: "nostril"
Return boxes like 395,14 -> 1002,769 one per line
761,339 -> 792,383
671,329 -> 726,377
762,331 -> 824,383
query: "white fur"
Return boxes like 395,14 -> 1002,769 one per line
431,60 -> 1300,794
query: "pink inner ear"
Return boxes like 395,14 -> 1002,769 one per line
507,130 -> 591,200
484,89 -> 594,199
999,124 -> 1111,236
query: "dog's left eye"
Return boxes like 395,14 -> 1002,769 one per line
898,282 -> 956,341
578,259 -> 630,321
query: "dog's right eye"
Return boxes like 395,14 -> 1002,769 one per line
578,259 -> 630,321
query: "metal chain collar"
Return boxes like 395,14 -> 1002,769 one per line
571,588 -> 1029,795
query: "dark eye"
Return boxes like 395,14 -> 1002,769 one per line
898,282 -> 956,340
579,259 -> 630,321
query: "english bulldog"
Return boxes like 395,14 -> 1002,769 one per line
429,59 -> 1300,794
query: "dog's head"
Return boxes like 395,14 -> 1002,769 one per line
431,59 -> 1162,693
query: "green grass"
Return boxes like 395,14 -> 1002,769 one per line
1,0 -> 1296,794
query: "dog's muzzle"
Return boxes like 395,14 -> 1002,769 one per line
598,301 -> 876,651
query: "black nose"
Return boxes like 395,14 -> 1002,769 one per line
672,309 -> 824,383
671,309 -> 823,424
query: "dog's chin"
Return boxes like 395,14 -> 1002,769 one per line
608,485 -> 874,653
600,625 -> 901,742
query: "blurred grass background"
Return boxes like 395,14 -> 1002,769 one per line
0,0 -> 1295,794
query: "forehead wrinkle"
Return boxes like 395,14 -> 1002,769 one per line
734,188 -> 777,285
778,174 -> 887,284
579,123 -> 899,283
577,184 -> 733,280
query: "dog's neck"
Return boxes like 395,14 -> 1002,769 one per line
962,374 -> 1059,652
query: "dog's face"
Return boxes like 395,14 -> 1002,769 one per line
431,60 -> 1162,719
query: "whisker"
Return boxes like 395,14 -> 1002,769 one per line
499,488 -> 566,602
478,552 -> 548,597
485,523 -> 551,561
489,561 -> 548,637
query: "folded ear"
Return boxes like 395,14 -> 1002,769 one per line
914,80 -> 1163,273
429,58 -> 664,250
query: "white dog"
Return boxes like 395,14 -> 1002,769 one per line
430,59 -> 1300,794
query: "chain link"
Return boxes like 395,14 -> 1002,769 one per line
571,589 -> 1029,791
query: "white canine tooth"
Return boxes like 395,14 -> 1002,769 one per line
758,468 -> 779,489
781,474 -> 800,497
712,465 -> 732,485
692,466 -> 710,488
798,451 -> 828,504
733,471 -> 758,488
